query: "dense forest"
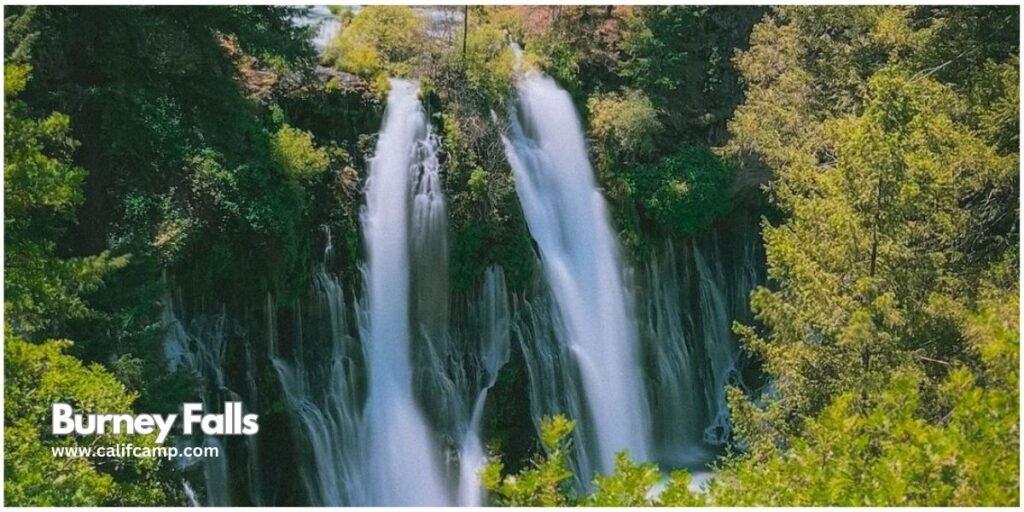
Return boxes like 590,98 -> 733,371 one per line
4,5 -> 1019,506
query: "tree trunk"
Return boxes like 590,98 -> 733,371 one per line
462,6 -> 468,62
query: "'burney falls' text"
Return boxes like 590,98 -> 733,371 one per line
52,402 -> 258,444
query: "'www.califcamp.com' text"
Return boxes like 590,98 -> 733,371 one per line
51,444 -> 219,460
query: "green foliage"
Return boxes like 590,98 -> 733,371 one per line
450,220 -> 536,294
4,63 -> 128,336
271,124 -> 331,181
8,5 -> 326,298
720,7 -> 1019,507
455,9 -> 518,107
588,88 -> 662,161
619,6 -> 763,143
3,5 -> 376,506
483,416 -> 576,506
526,34 -> 583,93
733,67 -> 1016,442
520,7 -> 630,99
326,6 -> 351,18
539,415 -> 575,450
483,415 -> 709,506
325,6 -> 426,92
583,452 -> 660,506
437,105 -> 536,293
713,294 -> 1018,506
584,454 -> 709,506
3,64 -> 82,216
727,6 -> 1018,177
619,145 -> 733,238
4,334 -> 178,506
969,56 -> 1020,154
658,471 -> 707,506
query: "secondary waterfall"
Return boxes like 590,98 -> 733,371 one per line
502,72 -> 652,476
637,223 -> 762,468
359,78 -> 449,505
162,292 -> 234,507
455,267 -> 512,506
269,272 -> 364,505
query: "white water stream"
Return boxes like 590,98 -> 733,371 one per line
502,71 -> 652,476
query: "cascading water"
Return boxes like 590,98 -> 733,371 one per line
162,283 -> 280,507
692,238 -> 737,445
639,241 -> 706,464
456,267 -> 512,506
162,292 -> 233,507
197,78 -> 511,507
405,124 -> 515,505
502,71 -> 652,475
269,274 -> 364,505
637,221 -> 763,468
512,283 -> 595,486
360,78 -> 449,506
158,62 -> 764,505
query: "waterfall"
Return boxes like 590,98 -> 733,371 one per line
638,223 -> 763,468
502,72 -> 652,475
692,238 -> 736,445
242,333 -> 262,506
182,481 -> 201,507
512,283 -> 595,486
360,78 -> 449,505
456,267 -> 512,506
157,68 -> 765,505
269,275 -> 364,505
161,291 -> 235,507
244,79 -> 511,506
639,241 -> 707,465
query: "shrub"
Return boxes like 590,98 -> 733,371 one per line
588,88 -> 662,160
620,145 -> 733,237
271,125 -> 331,181
324,6 -> 426,91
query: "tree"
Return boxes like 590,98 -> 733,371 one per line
619,6 -> 764,144
271,124 -> 331,182
713,293 -> 1018,506
451,7 -> 519,108
481,415 -> 708,506
727,6 -> 1018,184
615,145 -> 733,239
4,334 -> 179,506
8,6 -> 319,284
4,62 -> 127,337
733,66 -> 1016,444
725,6 -> 1018,445
482,416 -> 577,506
3,5 -> 380,506
4,6 -> 335,368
